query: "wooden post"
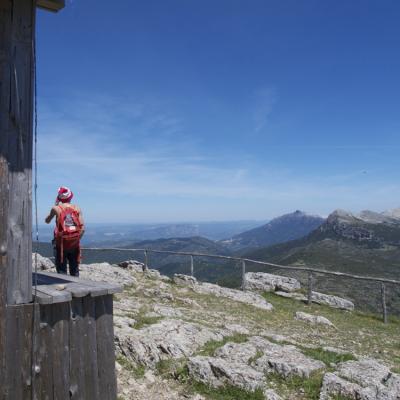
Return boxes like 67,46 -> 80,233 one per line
307,271 -> 313,305
143,250 -> 148,271
190,255 -> 194,277
381,283 -> 388,324
0,0 -> 36,306
241,260 -> 246,291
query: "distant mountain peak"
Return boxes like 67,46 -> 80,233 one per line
223,210 -> 325,251
383,208 -> 400,219
327,208 -> 400,226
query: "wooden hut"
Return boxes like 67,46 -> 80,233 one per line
0,1 -> 121,398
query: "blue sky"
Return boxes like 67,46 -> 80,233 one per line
36,0 -> 400,223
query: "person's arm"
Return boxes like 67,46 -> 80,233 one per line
77,207 -> 85,238
45,206 -> 57,224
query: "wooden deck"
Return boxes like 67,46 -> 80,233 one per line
2,273 -> 122,400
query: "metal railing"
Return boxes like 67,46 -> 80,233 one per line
81,246 -> 400,324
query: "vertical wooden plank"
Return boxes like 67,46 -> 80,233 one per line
83,296 -> 100,399
51,303 -> 70,400
0,158 -> 8,399
0,0 -> 15,391
69,298 -> 86,400
4,304 -> 33,400
96,295 -> 117,400
34,304 -> 54,400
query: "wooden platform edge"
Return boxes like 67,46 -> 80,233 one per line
36,271 -> 124,294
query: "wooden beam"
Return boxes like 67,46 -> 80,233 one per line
36,0 -> 65,12
0,0 -> 36,305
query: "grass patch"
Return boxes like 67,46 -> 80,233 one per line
189,381 -> 265,400
116,354 -> 146,379
197,334 -> 248,356
268,372 -> 323,400
301,347 -> 355,367
155,358 -> 187,377
132,306 -> 163,329
175,366 -> 265,400
330,395 -> 354,400
248,350 -> 264,365
134,314 -> 163,329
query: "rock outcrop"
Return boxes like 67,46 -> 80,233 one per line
311,291 -> 354,311
116,319 -> 223,368
275,290 -> 354,311
295,311 -> 335,328
319,359 -> 400,400
245,272 -> 301,292
32,252 -> 55,270
173,274 -> 273,311
187,335 -> 324,399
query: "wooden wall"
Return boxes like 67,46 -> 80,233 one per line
1,295 -> 117,400
0,0 -> 35,306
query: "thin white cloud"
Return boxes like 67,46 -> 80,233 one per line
253,87 -> 277,133
36,93 -> 400,222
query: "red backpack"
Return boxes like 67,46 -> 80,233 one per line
54,205 -> 82,261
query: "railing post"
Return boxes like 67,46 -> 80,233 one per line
307,271 -> 313,305
143,250 -> 148,272
241,260 -> 246,291
381,283 -> 388,324
190,255 -> 194,277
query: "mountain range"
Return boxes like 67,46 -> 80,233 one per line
35,207 -> 400,314
35,220 -> 264,245
244,208 -> 400,314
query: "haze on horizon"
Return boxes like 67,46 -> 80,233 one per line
36,1 -> 400,224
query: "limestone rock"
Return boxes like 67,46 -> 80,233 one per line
215,337 -> 325,379
152,304 -> 183,318
176,297 -> 202,309
187,356 -> 266,392
245,272 -> 301,292
174,274 -> 273,311
275,291 -> 307,301
115,319 -> 223,368
173,274 -> 197,286
79,262 -> 137,287
223,324 -> 250,335
117,259 -> 170,281
311,291 -> 354,311
188,336 -> 324,397
319,359 -> 400,400
275,290 -> 354,311
118,259 -> 146,272
214,341 -> 258,363
295,311 -> 335,328
32,253 -> 55,270
117,361 -> 198,400
264,389 -> 283,400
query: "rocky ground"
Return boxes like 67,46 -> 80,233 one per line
34,254 -> 400,400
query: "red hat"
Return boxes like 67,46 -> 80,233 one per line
56,186 -> 73,204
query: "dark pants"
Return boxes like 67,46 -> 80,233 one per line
55,246 -> 80,276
